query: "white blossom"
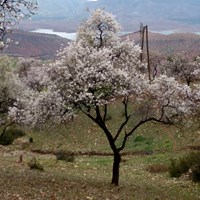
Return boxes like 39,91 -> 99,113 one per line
0,56 -> 28,126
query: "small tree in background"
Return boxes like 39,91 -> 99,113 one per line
16,57 -> 45,92
161,55 -> 200,86
0,0 -> 37,49
10,9 -> 199,186
0,56 -> 28,140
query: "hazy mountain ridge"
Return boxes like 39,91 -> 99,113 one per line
1,31 -> 200,59
27,0 -> 200,32
122,32 -> 200,58
2,30 -> 70,59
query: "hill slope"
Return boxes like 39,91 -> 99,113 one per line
1,31 -> 200,59
1,30 -> 70,59
122,32 -> 200,57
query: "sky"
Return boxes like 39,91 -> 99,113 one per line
25,0 -> 200,35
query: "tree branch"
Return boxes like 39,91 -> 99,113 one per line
79,106 -> 96,123
114,97 -> 131,141
0,122 -> 15,140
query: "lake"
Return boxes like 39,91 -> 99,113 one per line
31,29 -> 76,40
31,29 -> 200,40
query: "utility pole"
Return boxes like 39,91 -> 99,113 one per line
140,23 -> 144,62
140,23 -> 151,82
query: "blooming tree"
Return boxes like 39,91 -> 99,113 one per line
161,55 -> 200,86
0,56 -> 28,140
16,57 -> 46,92
0,0 -> 37,49
10,9 -> 198,186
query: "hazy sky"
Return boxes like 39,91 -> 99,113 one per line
29,0 -> 200,33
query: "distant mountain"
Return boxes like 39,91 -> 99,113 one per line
1,30 -> 70,59
122,32 -> 200,58
1,30 -> 200,59
22,0 -> 200,32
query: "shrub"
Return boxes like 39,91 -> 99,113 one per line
0,127 -> 25,145
28,157 -> 44,171
55,151 -> 75,162
169,158 -> 189,178
169,152 -> 200,182
191,164 -> 200,182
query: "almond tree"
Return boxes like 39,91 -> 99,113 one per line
162,56 -> 200,86
16,57 -> 45,91
0,0 -> 37,49
10,9 -> 198,186
0,56 -> 28,140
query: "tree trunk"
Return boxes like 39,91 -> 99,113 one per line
0,125 -> 8,141
186,79 -> 191,86
111,151 -> 121,186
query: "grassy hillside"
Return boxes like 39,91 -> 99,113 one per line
26,108 -> 200,154
19,99 -> 198,153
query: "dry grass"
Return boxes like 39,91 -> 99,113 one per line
146,164 -> 168,173
0,145 -> 200,200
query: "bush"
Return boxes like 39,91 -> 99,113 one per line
169,152 -> 200,182
169,158 -> 189,178
55,151 -> 75,162
28,157 -> 44,171
191,164 -> 200,182
0,127 -> 25,145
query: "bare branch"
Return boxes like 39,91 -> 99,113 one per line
114,97 -> 131,141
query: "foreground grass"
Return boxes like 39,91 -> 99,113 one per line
0,145 -> 200,199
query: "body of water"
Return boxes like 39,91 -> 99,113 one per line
31,29 -> 200,40
31,29 -> 76,40
152,30 -> 200,35
151,30 -> 175,35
